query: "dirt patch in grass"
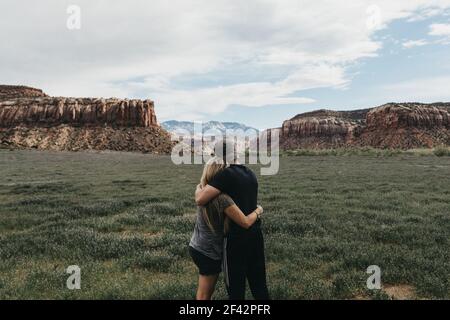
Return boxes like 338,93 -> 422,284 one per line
383,284 -> 416,300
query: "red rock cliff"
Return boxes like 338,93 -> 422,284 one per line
358,103 -> 450,148
281,103 -> 450,149
0,97 -> 158,128
0,85 -> 172,153
365,103 -> 450,129
281,109 -> 368,149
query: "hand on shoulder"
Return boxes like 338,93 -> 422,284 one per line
256,205 -> 263,215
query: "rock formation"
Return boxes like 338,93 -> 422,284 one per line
0,85 -> 173,153
357,103 -> 450,149
281,103 -> 450,149
0,85 -> 48,100
0,97 -> 157,128
281,109 -> 369,149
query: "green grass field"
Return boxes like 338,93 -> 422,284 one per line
0,149 -> 449,299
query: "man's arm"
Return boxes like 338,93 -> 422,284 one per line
195,184 -> 221,206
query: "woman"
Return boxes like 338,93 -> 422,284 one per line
189,157 -> 263,300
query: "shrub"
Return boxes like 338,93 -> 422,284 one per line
433,146 -> 450,157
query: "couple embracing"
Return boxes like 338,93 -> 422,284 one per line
189,139 -> 270,300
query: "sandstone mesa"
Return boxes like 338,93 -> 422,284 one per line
0,85 -> 172,153
281,103 -> 450,149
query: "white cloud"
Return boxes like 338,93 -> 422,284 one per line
1,0 -> 450,122
407,7 -> 449,21
429,23 -> 450,36
148,63 -> 348,120
402,39 -> 429,48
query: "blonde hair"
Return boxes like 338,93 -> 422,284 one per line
200,157 -> 226,188
200,157 -> 229,233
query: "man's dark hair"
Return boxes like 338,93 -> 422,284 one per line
214,138 -> 236,164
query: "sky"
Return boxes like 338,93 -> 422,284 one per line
1,1 -> 450,129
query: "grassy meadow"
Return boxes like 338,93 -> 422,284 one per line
0,149 -> 449,299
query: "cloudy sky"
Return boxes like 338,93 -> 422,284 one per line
1,0 -> 450,129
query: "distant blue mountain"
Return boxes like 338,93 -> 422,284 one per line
161,120 -> 259,136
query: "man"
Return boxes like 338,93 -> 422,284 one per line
195,139 -> 270,300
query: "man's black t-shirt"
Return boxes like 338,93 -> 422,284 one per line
208,164 -> 260,234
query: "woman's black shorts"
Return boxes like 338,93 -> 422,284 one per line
189,246 -> 222,276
